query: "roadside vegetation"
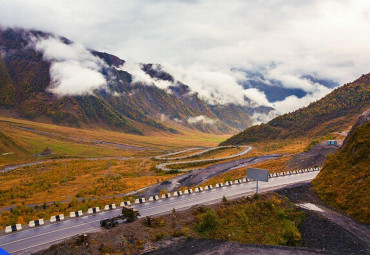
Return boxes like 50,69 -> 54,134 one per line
313,119 -> 370,224
39,194 -> 306,254
0,158 -> 178,228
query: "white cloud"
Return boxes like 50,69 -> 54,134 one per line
272,86 -> 331,114
120,61 -> 173,89
187,115 -> 217,125
243,88 -> 270,106
1,0 -> 369,112
34,37 -> 107,96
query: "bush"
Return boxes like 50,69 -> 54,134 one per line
198,209 -> 219,232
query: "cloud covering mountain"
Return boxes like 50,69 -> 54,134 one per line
1,0 -> 369,113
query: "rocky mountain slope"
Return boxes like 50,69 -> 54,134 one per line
0,27 -> 274,135
221,73 -> 370,144
312,109 -> 370,224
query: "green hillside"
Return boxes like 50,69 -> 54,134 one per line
221,73 -> 370,145
312,110 -> 370,224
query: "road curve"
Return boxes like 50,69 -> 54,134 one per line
156,146 -> 252,172
0,170 -> 320,254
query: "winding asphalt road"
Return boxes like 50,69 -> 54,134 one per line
156,146 -> 252,172
0,171 -> 320,254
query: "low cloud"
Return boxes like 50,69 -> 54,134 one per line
272,86 -> 331,114
2,0 -> 369,113
187,115 -> 217,125
34,37 -> 107,96
121,61 -> 173,90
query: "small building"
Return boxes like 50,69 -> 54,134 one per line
40,147 -> 52,155
327,140 -> 337,145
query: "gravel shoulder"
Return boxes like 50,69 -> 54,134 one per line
276,183 -> 370,255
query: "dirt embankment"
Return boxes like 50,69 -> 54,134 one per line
285,142 -> 341,170
140,154 -> 280,197
276,183 -> 370,255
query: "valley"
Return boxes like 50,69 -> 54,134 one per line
0,8 -> 369,254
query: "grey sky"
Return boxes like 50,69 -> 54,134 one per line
1,0 -> 369,113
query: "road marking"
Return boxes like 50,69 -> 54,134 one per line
1,218 -> 103,246
9,227 -> 100,254
0,172 -> 319,251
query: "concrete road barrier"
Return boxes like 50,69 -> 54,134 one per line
215,183 -> 224,188
204,185 -> 212,190
5,224 -> 22,233
234,179 -> 242,184
104,204 -> 116,210
149,195 -> 159,201
120,201 -> 131,207
173,191 -> 183,196
28,219 -> 44,227
50,214 -> 64,222
194,187 -> 203,192
70,210 -> 83,218
135,198 -> 146,204
87,207 -> 100,214
161,193 -> 171,199
184,189 -> 193,194
225,181 -> 232,186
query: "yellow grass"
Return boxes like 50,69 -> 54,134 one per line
0,157 -> 177,208
198,155 -> 293,187
0,116 -> 230,151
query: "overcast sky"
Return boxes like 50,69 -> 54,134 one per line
1,0 -> 370,113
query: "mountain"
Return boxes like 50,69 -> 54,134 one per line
220,73 -> 370,145
312,110 -> 370,224
0,27 -> 275,135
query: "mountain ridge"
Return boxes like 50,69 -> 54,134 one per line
220,73 -> 370,145
0,27 -> 275,135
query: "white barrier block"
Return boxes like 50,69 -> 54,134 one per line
135,198 -> 146,204
215,183 -> 223,188
173,191 -> 183,196
5,224 -> 22,233
184,189 -> 193,194
70,210 -> 83,218
120,201 -> 131,207
234,179 -> 242,184
149,195 -> 159,201
28,219 -> 44,227
50,214 -> 64,222
195,187 -> 203,192
225,181 -> 232,186
87,207 -> 100,214
104,204 -> 116,210
161,193 -> 171,199
204,185 -> 213,190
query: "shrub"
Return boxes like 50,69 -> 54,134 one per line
198,209 -> 219,232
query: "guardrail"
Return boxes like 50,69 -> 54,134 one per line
3,166 -> 321,233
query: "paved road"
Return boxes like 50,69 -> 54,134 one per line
0,171 -> 319,254
156,146 -> 252,172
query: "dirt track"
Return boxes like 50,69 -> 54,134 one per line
140,154 -> 281,197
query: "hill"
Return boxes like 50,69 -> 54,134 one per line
220,73 -> 370,145
0,27 -> 274,135
312,109 -> 370,224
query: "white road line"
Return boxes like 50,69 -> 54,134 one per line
1,218 -> 103,246
11,227 -> 100,254
0,172 -> 318,250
